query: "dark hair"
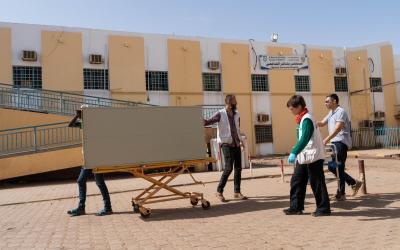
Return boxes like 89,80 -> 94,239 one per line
286,95 -> 306,108
327,93 -> 339,104
225,94 -> 236,104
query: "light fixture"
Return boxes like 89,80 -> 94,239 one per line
271,33 -> 278,43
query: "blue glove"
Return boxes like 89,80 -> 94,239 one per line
288,153 -> 296,164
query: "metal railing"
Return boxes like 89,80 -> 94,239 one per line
0,122 -> 82,157
351,127 -> 400,149
0,83 -> 154,116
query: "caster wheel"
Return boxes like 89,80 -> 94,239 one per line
139,207 -> 151,218
190,197 -> 199,206
201,200 -> 211,210
132,202 -> 140,213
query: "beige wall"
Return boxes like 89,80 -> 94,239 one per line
108,35 -> 146,103
168,39 -> 203,106
221,43 -> 254,154
0,108 -> 70,130
309,49 -> 335,138
0,147 -> 82,180
0,27 -> 12,84
42,31 -> 83,92
380,45 -> 398,126
267,46 -> 296,154
346,49 -> 372,127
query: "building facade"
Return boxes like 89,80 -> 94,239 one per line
1,22 -> 399,156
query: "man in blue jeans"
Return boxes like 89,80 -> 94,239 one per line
67,105 -> 112,216
318,94 -> 362,201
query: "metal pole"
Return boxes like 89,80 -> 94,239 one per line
358,159 -> 367,194
33,126 -> 37,152
280,159 -> 285,182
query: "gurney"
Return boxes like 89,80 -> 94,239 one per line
93,158 -> 215,218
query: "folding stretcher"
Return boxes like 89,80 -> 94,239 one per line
93,158 -> 215,218
325,143 -> 340,190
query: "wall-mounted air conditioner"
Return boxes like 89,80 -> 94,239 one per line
21,50 -> 37,62
335,67 -> 347,75
256,113 -> 269,123
359,120 -> 372,128
207,61 -> 220,70
89,54 -> 103,64
374,111 -> 385,119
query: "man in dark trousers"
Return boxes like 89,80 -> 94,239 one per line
318,94 -> 362,201
204,95 -> 247,202
67,105 -> 113,216
284,95 -> 331,217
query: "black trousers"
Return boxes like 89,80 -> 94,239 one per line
289,159 -> 331,213
217,145 -> 242,193
77,168 -> 112,210
328,142 -> 356,195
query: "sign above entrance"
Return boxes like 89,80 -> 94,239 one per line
259,55 -> 308,70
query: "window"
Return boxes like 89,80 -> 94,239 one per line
13,66 -> 42,89
146,71 -> 169,91
334,77 -> 348,92
252,74 -> 269,92
373,120 -> 385,136
295,75 -> 310,92
202,73 -> 221,91
370,77 -> 382,92
255,125 -> 273,143
83,69 -> 109,90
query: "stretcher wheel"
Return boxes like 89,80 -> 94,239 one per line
132,202 -> 140,213
139,207 -> 151,218
190,197 -> 199,206
201,200 -> 211,210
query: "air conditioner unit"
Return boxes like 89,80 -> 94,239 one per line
335,67 -> 347,75
374,111 -> 385,119
359,120 -> 372,128
256,113 -> 269,123
207,61 -> 220,70
21,50 -> 37,62
89,54 -> 103,64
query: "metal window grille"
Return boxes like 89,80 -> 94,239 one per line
252,74 -> 269,92
370,77 -> 382,92
202,73 -> 221,91
255,125 -> 273,143
83,69 -> 109,90
13,66 -> 42,89
295,75 -> 310,92
373,120 -> 385,136
146,71 -> 169,91
334,76 -> 348,92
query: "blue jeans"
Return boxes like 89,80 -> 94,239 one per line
328,142 -> 356,195
77,168 -> 111,210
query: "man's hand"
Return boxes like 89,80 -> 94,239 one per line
288,153 -> 296,164
316,121 -> 324,128
323,138 -> 329,145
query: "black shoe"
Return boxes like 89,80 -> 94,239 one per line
311,211 -> 331,217
67,207 -> 85,217
96,208 -> 113,216
283,208 -> 303,215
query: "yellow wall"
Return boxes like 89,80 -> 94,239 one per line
221,43 -> 252,94
108,35 -> 146,103
380,45 -> 398,126
346,50 -> 372,127
168,39 -> 203,106
267,46 -> 296,154
42,31 -> 83,92
309,49 -> 335,138
0,147 -> 82,180
221,43 -> 254,154
0,108 -> 70,130
0,27 -> 12,84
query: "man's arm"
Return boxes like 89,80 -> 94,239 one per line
204,112 -> 221,126
317,114 -> 329,128
323,121 -> 344,145
68,114 -> 80,127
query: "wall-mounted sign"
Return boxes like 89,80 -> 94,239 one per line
259,55 -> 308,70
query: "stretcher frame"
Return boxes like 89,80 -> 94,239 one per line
93,158 -> 215,218
325,143 -> 340,191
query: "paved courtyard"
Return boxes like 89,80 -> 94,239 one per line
0,157 -> 400,250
